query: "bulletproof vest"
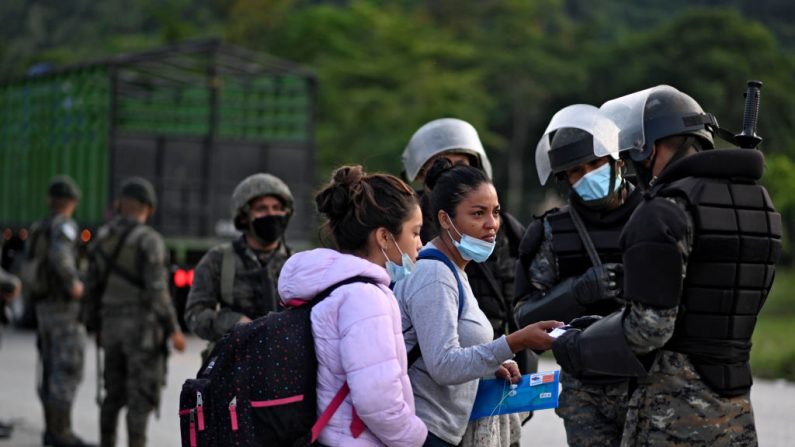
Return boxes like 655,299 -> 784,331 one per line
220,238 -> 284,319
658,176 -> 781,397
546,190 -> 641,316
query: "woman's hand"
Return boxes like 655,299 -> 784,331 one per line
495,360 -> 521,384
506,320 -> 564,352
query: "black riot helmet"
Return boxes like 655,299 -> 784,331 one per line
600,85 -> 717,188
601,85 -> 716,163
548,128 -> 598,176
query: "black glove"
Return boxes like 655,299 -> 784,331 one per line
573,263 -> 623,305
552,328 -> 583,378
567,314 -> 603,330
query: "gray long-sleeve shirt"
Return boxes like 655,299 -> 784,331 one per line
393,242 -> 514,445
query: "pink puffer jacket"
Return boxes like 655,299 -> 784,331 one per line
279,248 -> 427,447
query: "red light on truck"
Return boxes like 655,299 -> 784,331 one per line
174,269 -> 188,288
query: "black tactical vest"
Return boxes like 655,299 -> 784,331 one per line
658,175 -> 781,397
547,189 -> 642,316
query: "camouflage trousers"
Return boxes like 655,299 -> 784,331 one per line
556,374 -> 628,447
622,351 -> 757,447
100,318 -> 166,446
36,301 -> 85,408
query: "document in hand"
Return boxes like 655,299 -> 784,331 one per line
469,370 -> 560,420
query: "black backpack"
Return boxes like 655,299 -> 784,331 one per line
178,276 -> 372,447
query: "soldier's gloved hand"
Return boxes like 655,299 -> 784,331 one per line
567,314 -> 602,330
573,263 -> 623,305
552,328 -> 584,378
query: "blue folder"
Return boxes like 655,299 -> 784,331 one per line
469,370 -> 560,420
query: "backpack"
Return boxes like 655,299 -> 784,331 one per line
19,219 -> 52,299
179,276 -> 374,447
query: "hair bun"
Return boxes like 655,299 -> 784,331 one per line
424,157 -> 454,190
315,165 -> 365,220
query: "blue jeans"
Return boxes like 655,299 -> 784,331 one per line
423,432 -> 456,447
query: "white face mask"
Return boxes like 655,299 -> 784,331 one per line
381,237 -> 414,283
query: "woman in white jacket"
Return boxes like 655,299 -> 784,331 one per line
278,165 -> 427,446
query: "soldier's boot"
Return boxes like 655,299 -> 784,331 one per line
45,409 -> 97,447
100,401 -> 122,447
42,403 -> 61,446
127,409 -> 150,447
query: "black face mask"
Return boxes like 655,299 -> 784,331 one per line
249,215 -> 288,245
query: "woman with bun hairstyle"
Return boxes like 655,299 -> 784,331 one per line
393,159 -> 562,447
277,165 -> 427,447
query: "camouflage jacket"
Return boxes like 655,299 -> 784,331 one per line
37,212 -> 82,301
184,236 -> 289,341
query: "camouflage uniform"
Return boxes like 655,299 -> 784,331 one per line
517,218 -> 629,447
34,213 -> 87,437
83,215 -> 181,447
619,197 -> 757,447
184,235 -> 289,357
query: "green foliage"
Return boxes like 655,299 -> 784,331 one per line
227,1 -> 493,176
751,267 -> 795,380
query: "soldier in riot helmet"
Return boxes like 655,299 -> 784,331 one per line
402,118 -> 530,444
185,173 -> 294,360
29,175 -> 95,446
552,85 -> 781,445
513,104 -> 641,447
83,177 -> 185,447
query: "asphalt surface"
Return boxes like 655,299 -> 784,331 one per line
1,328 -> 793,446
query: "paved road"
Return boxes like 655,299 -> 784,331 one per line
1,328 -> 793,446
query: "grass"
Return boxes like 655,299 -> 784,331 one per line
751,267 -> 795,381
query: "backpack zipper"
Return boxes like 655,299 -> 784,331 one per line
196,391 -> 205,431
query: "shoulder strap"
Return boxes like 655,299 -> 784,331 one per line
567,205 -> 602,268
310,383 -> 351,443
219,243 -> 236,306
308,275 -> 377,307
408,248 -> 465,367
95,222 -> 141,297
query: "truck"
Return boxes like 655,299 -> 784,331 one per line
0,39 -> 317,326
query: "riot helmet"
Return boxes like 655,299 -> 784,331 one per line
600,85 -> 716,163
535,104 -> 620,185
48,175 -> 81,200
119,177 -> 157,207
402,118 -> 493,182
231,173 -> 294,245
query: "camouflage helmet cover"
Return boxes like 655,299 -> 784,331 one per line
231,173 -> 294,224
119,176 -> 157,207
401,118 -> 493,182
48,174 -> 81,200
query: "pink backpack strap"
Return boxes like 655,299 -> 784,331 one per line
350,406 -> 365,438
311,383 -> 350,443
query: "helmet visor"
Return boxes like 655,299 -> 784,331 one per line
535,104 -> 620,185
599,86 -> 660,156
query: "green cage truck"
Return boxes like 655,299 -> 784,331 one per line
0,39 -> 316,327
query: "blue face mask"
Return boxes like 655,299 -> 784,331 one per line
571,162 -> 621,202
445,214 -> 496,263
382,238 -> 414,283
